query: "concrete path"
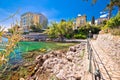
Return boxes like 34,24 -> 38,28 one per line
64,39 -> 87,43
91,40 -> 120,80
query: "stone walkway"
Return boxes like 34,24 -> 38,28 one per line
91,40 -> 120,80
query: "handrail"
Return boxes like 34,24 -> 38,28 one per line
87,38 -> 112,80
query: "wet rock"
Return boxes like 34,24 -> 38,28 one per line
11,64 -> 19,71
35,55 -> 43,61
23,63 -> 33,67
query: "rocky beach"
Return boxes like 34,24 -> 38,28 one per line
23,43 -> 86,80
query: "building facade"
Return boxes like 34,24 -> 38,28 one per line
76,15 -> 87,28
96,17 -> 108,25
20,12 -> 48,32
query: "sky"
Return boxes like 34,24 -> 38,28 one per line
0,0 -> 118,29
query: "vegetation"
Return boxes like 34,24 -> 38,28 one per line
30,22 -> 43,32
105,2 -> 114,19
8,24 -> 20,33
74,24 -> 101,39
45,20 -> 101,40
102,12 -> 120,35
105,0 -> 120,19
0,24 -> 21,68
45,20 -> 74,41
86,0 -> 120,19
91,16 -> 95,25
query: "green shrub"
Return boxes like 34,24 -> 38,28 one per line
103,12 -> 120,30
74,24 -> 101,39
74,34 -> 87,39
65,34 -> 72,39
102,12 -> 120,35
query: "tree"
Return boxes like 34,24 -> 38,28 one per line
111,0 -> 120,12
45,20 -> 74,41
89,0 -> 119,19
30,22 -> 42,32
105,2 -> 114,19
8,24 -> 20,34
0,24 -> 21,65
91,16 -> 95,24
65,20 -> 74,39
45,22 -> 58,38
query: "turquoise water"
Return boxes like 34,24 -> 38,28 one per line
0,38 -> 75,64
8,41 -> 75,64
0,37 -> 75,64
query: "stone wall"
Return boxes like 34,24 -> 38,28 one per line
96,34 -> 120,65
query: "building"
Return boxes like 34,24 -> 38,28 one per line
96,17 -> 108,25
76,14 -> 87,28
20,12 -> 48,32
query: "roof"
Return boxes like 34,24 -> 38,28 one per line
21,12 -> 46,18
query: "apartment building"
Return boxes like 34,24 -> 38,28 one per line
76,15 -> 87,28
96,17 -> 108,25
20,12 -> 48,32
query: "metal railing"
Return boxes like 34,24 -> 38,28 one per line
87,38 -> 112,80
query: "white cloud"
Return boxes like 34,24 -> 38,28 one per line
100,11 -> 106,14
77,14 -> 81,17
100,13 -> 108,18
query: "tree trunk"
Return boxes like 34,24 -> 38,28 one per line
108,9 -> 112,19
59,35 -> 64,42
118,6 -> 120,12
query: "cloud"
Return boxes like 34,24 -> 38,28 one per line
100,11 -> 106,14
100,13 -> 108,18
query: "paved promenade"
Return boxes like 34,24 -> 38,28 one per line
91,40 -> 120,80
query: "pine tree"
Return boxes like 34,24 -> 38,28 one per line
91,16 -> 95,25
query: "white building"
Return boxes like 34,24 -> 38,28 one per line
20,12 -> 48,32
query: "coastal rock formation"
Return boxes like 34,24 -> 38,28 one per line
26,43 -> 86,80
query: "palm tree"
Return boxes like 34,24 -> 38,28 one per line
103,0 -> 120,19
111,0 -> 120,12
105,2 -> 114,19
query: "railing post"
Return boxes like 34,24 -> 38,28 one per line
89,47 -> 92,73
87,38 -> 89,59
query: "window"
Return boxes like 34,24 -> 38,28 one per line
80,19 -> 84,24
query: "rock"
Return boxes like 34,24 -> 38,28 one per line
56,70 -> 66,79
96,34 -> 120,67
11,64 -> 19,71
23,63 -> 32,67
35,55 -> 43,61
27,43 -> 86,80
20,78 -> 25,80
42,54 -> 49,60
69,46 -> 76,52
